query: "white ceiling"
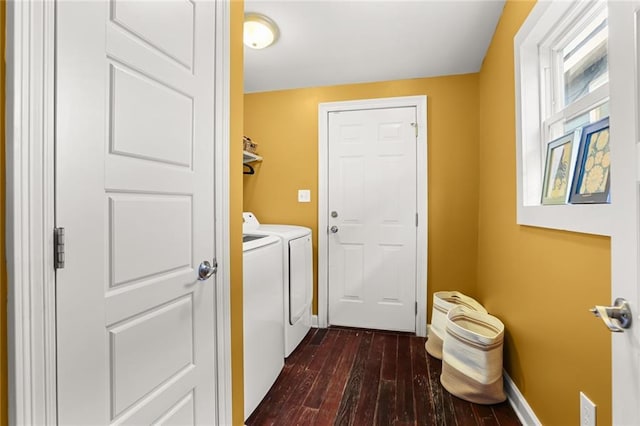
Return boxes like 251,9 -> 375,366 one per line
243,0 -> 506,93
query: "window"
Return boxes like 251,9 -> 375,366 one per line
541,2 -> 609,143
515,0 -> 611,236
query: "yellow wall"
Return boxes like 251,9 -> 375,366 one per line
230,1 -> 245,424
243,3 -> 614,425
0,2 -> 613,425
244,75 -> 481,315
476,1 -> 612,425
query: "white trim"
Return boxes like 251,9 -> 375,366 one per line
503,370 -> 542,426
213,1 -> 233,424
7,1 -> 58,424
311,315 -> 319,328
317,95 -> 428,337
6,2 -> 233,424
514,0 -> 612,236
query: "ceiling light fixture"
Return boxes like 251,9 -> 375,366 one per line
244,13 -> 279,49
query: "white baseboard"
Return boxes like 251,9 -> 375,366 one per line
311,315 -> 319,328
503,370 -> 541,426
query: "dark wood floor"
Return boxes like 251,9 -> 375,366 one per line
246,327 -> 521,426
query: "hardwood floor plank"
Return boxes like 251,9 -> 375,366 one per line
294,407 -> 318,425
425,352 -> 456,426
380,333 -> 398,381
352,332 -> 384,425
472,404 -> 500,426
314,330 -> 360,425
375,379 -> 396,426
441,382 -> 459,425
334,330 -> 374,426
245,332 -> 319,424
247,327 -> 521,426
410,336 -> 436,426
244,365 -> 292,424
307,328 -> 338,372
310,327 -> 328,345
303,331 -> 343,409
492,401 -> 522,426
450,394 -> 479,426
263,368 -> 316,425
395,335 -> 415,423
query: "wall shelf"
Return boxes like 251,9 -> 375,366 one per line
243,150 -> 262,164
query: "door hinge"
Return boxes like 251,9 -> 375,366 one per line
415,213 -> 418,227
54,227 -> 65,269
411,122 -> 418,137
415,301 -> 418,315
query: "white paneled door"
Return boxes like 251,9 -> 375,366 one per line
327,107 -> 417,331
55,1 -> 218,424
610,1 -> 640,423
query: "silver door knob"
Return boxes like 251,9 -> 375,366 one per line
330,226 -> 339,234
590,298 -> 632,332
198,260 -> 217,281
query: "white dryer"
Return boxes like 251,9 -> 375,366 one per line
243,212 -> 313,357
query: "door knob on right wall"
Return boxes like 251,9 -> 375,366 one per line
590,298 -> 632,332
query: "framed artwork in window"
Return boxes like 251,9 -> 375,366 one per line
569,117 -> 610,204
541,131 -> 581,205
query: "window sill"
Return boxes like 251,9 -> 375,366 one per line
517,203 -> 611,236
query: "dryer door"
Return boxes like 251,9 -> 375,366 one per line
289,235 -> 313,324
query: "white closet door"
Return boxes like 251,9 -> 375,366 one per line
55,1 -> 218,424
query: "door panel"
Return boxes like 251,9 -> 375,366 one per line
152,393 -> 195,425
610,1 -> 640,422
109,296 -> 193,417
111,0 -> 195,69
109,194 -> 192,287
110,64 -> 194,167
328,107 -> 417,332
56,1 -> 217,424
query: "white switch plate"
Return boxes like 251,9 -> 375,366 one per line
298,189 -> 311,203
580,392 -> 596,426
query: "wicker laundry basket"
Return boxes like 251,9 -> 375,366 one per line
440,306 -> 506,404
425,291 -> 487,359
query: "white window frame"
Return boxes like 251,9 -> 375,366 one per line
515,0 -> 611,236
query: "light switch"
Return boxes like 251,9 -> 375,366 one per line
298,189 -> 311,203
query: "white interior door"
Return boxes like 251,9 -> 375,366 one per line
610,1 -> 640,423
327,107 -> 417,332
55,1 -> 218,424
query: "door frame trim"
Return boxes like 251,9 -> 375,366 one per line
5,2 -> 233,424
317,96 -> 428,337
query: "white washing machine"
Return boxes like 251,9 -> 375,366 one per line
243,212 -> 313,358
242,233 -> 284,420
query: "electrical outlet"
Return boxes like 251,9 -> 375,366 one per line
298,189 -> 311,203
580,392 -> 596,426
